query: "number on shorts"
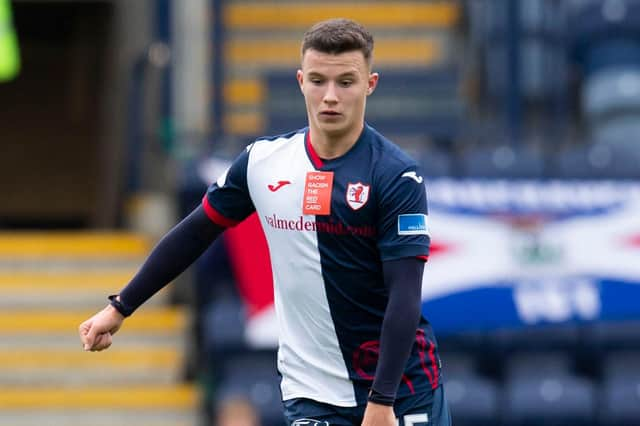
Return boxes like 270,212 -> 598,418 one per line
397,413 -> 429,426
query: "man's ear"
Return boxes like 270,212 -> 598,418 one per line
367,72 -> 379,96
296,69 -> 304,93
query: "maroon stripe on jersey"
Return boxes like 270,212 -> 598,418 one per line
401,374 -> 415,394
352,339 -> 417,395
416,329 -> 438,389
427,338 -> 439,388
202,195 -> 239,227
416,255 -> 429,262
306,131 -> 324,169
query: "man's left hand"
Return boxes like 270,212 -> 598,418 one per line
361,401 -> 396,426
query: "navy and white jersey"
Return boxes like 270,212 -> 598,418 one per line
203,124 -> 440,407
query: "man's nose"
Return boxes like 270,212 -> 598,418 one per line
323,82 -> 338,104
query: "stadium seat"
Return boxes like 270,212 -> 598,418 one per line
468,0 -> 568,104
503,374 -> 597,426
420,149 -> 453,178
215,351 -> 285,426
440,351 -> 478,377
567,0 -> 640,76
504,366 -> 597,425
444,373 -> 500,426
600,351 -> 640,426
437,330 -> 489,354
505,352 -> 574,379
583,66 -> 640,118
600,375 -> 640,426
582,65 -> 640,156
459,145 -> 545,179
602,351 -> 640,380
551,143 -> 640,180
587,320 -> 640,351
202,297 -> 248,359
552,145 -> 603,179
489,324 -> 582,356
592,116 -> 640,154
501,351 -> 596,425
438,351 -> 501,425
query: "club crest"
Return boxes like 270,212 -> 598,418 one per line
346,182 -> 370,210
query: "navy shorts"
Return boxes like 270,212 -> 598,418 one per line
283,385 -> 451,426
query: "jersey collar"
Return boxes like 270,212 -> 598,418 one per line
304,125 -> 370,170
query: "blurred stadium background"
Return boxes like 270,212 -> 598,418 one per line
1,0 -> 639,425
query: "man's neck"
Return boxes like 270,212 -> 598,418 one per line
308,123 -> 364,160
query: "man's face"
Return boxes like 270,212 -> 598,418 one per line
297,49 -> 378,139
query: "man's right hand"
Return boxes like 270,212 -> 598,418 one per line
78,304 -> 125,351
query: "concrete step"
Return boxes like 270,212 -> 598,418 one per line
0,231 -> 199,423
0,385 -> 197,409
0,270 -> 166,303
0,269 -> 172,308
225,2 -> 459,29
0,347 -> 183,385
0,290 -> 170,309
0,270 -> 139,291
0,268 -> 178,308
226,37 -> 442,67
2,333 -> 186,350
0,232 -> 150,259
0,410 -> 200,426
0,259 -> 143,271
0,307 -> 187,334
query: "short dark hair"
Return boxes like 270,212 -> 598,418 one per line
301,18 -> 374,65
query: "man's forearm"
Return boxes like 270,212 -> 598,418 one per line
369,257 -> 425,405
118,205 -> 225,314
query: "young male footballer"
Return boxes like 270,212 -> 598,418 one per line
79,18 -> 450,426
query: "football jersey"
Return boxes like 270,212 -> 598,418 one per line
203,124 -> 440,407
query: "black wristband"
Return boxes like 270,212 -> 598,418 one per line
368,388 -> 395,406
108,294 -> 134,317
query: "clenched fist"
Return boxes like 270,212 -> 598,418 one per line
78,304 -> 125,351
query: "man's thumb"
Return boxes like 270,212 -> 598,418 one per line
83,323 -> 96,351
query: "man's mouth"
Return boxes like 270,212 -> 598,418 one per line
321,111 -> 341,116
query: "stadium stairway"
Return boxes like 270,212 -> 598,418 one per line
0,232 -> 199,426
220,0 -> 461,138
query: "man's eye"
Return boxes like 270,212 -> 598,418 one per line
340,81 -> 353,87
311,79 -> 323,84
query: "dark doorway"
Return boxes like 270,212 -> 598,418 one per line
0,1 -> 113,228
